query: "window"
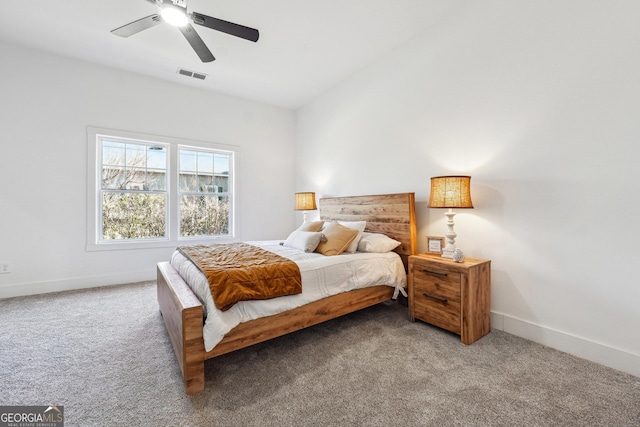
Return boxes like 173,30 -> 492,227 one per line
100,139 -> 168,240
179,149 -> 230,237
87,127 -> 236,250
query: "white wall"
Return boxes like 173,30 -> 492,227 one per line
296,1 -> 640,376
0,41 -> 296,297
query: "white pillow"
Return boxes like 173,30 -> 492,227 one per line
357,232 -> 401,253
322,220 -> 366,253
283,230 -> 324,253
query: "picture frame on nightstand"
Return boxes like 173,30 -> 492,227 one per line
426,236 -> 444,254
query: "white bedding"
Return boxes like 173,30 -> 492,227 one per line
170,240 -> 407,352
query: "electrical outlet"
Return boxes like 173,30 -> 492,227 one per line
0,263 -> 10,274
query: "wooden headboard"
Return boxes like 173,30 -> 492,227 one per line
318,192 -> 417,268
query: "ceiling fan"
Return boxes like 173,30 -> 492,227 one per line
111,0 -> 259,63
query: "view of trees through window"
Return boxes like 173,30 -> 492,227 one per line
178,149 -> 230,237
99,139 -> 231,241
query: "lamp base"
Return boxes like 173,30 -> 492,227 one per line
441,209 -> 457,259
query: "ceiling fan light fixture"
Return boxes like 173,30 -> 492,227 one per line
161,6 -> 188,27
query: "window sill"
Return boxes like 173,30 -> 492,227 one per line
85,236 -> 239,252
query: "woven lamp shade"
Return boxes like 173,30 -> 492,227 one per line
294,192 -> 317,211
428,176 -> 474,209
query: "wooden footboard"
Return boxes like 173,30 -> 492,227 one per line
157,262 -> 205,395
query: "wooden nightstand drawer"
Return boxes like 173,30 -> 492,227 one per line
413,294 -> 461,334
413,267 -> 461,301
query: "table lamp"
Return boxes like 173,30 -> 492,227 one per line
294,192 -> 317,223
428,176 -> 473,258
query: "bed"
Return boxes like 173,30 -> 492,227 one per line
157,192 -> 417,394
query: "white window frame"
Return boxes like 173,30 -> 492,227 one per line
87,126 -> 239,251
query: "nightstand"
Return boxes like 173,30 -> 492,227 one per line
408,253 -> 491,344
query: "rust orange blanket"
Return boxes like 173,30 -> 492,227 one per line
177,242 -> 302,311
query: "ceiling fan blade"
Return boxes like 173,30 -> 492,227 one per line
111,14 -> 162,38
191,12 -> 259,42
179,24 -> 215,62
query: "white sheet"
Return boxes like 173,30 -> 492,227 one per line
170,240 -> 407,352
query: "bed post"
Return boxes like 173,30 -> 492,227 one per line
157,262 -> 205,395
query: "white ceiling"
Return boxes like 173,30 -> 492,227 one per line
0,1 -> 461,109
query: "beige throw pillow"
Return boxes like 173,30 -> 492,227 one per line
297,220 -> 324,232
335,220 -> 366,253
315,222 -> 359,256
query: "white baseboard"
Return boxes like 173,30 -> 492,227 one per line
491,311 -> 640,378
0,270 -> 155,299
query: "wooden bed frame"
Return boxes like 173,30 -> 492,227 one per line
157,192 -> 417,394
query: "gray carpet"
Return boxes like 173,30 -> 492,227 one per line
1,281 -> 638,427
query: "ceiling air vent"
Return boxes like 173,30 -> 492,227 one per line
177,68 -> 207,81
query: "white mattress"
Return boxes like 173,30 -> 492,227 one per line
170,240 -> 407,352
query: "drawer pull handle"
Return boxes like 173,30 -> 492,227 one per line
422,269 -> 448,277
423,293 -> 448,304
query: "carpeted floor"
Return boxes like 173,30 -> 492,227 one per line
1,281 -> 638,426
